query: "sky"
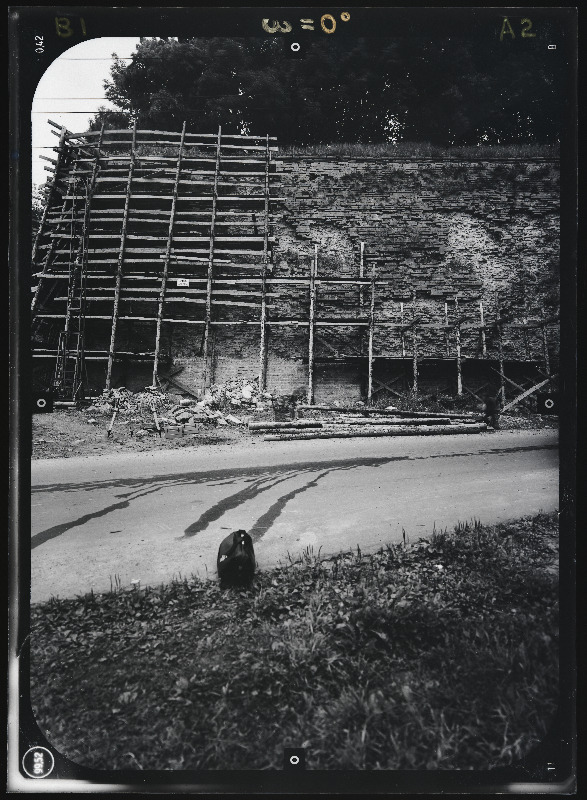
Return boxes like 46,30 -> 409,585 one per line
31,37 -> 141,188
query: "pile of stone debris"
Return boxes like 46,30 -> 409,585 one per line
84,379 -> 276,432
86,387 -> 169,416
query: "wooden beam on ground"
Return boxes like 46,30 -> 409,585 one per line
106,121 -> 136,389
307,245 -> 317,404
153,121 -> 186,386
202,125 -> 221,389
502,374 -> 558,412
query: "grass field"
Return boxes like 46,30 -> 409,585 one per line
30,512 -> 558,771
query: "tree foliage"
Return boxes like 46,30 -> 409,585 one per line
90,36 -> 562,145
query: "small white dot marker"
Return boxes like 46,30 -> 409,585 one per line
548,45 -> 557,50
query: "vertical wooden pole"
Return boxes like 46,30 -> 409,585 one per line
359,241 -> 365,357
496,294 -> 505,405
202,125 -> 221,389
62,167 -> 85,342
522,297 -> 530,360
31,127 -> 68,314
541,311 -> 550,374
258,133 -> 270,390
106,121 -> 137,390
455,296 -> 462,396
400,301 -> 406,357
444,300 -> 450,357
411,293 -> 418,396
367,272 -> 376,404
153,121 -> 186,385
479,299 -> 487,357
73,125 -> 104,399
359,241 -> 365,307
307,245 -> 317,404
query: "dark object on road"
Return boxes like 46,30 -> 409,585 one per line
217,530 -> 256,587
536,392 -> 559,415
483,394 -> 501,429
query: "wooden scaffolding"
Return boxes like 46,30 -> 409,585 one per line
32,122 -> 558,409
32,121 -> 280,398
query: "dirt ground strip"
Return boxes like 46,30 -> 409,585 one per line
31,409 -> 557,460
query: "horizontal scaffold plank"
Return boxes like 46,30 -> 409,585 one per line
50,234 -> 275,244
57,194 -> 283,202
67,129 -> 277,141
51,248 -> 268,256
56,288 -> 275,298
47,209 -> 273,218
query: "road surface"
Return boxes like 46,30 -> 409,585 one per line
30,429 -> 558,603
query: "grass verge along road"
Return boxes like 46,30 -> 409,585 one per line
31,512 -> 559,771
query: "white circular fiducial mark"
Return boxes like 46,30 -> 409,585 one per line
291,42 -> 300,52
36,398 -> 47,409
544,398 -> 554,409
290,755 -> 300,765
22,746 -> 55,779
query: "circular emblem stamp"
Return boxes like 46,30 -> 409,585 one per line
22,746 -> 55,779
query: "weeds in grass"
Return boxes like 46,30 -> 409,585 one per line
30,513 -> 558,771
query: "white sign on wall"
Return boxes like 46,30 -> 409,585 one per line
177,279 -> 190,287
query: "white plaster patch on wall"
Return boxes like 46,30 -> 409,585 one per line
446,214 -> 495,273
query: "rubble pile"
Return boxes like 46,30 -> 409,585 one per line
86,388 -> 169,416
204,378 -> 274,413
83,379 -> 277,434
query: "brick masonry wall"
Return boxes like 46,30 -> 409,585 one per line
36,156 -> 558,399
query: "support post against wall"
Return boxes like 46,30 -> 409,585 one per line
455,296 -> 462,396
202,125 -> 222,389
522,296 -> 531,360
367,272 -> 376,404
496,294 -> 505,405
106,121 -> 137,390
153,121 -> 186,386
359,241 -> 365,307
412,293 -> 418,396
400,301 -> 406,357
307,245 -> 317,404
541,311 -> 550,374
71,125 -> 104,399
32,126 -> 68,314
444,300 -> 450,357
479,299 -> 487,357
258,133 -> 271,390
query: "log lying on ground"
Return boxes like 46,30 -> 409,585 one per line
263,423 -> 487,441
327,416 -> 452,426
299,405 -> 481,420
248,420 -> 323,431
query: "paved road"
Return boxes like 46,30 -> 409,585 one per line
30,430 -> 558,603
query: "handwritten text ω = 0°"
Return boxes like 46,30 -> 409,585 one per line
262,13 -> 350,36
